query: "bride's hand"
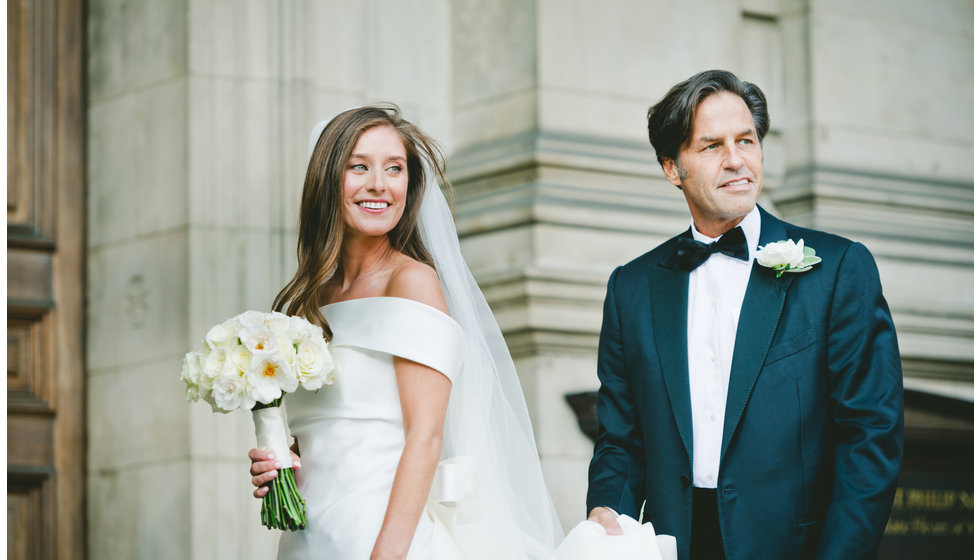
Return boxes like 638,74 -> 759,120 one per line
588,506 -> 624,535
248,448 -> 302,498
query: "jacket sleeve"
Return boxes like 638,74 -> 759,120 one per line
815,242 -> 904,559
586,266 -> 646,517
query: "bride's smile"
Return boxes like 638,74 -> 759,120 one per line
343,125 -> 409,239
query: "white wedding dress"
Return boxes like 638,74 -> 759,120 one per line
279,297 -> 466,559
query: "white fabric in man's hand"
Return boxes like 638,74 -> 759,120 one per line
556,514 -> 676,560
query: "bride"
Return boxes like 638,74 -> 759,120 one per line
247,105 -> 564,559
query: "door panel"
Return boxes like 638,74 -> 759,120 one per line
7,0 -> 86,557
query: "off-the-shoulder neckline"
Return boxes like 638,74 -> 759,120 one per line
321,296 -> 451,318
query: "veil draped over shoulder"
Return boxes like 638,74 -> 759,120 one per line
308,118 -> 564,559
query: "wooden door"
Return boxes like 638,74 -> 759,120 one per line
7,0 -> 86,557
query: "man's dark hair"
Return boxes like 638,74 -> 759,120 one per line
647,70 -> 769,167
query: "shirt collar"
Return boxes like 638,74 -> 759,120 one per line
690,205 -> 761,260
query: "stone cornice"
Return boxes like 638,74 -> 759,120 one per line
449,129 -> 660,185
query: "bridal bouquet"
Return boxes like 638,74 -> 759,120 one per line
180,310 -> 336,531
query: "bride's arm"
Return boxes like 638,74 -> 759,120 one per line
372,356 -> 450,559
371,262 -> 452,560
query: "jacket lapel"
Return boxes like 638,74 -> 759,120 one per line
648,235 -> 694,464
720,209 -> 793,462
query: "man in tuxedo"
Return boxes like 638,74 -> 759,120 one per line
585,70 -> 903,559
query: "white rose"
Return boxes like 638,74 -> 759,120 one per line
205,319 -> 238,350
264,312 -> 291,336
181,351 -> 205,402
212,371 -> 255,412
756,239 -> 805,269
231,344 -> 252,374
296,337 -> 336,390
236,310 -> 266,328
288,315 -> 321,341
278,334 -> 297,363
203,346 -> 229,381
181,350 -> 203,385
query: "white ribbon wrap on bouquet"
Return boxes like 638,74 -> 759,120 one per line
252,406 -> 294,468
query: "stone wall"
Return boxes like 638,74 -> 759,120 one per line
86,0 -> 972,556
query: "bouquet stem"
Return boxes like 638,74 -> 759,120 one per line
253,400 -> 307,531
261,466 -> 307,530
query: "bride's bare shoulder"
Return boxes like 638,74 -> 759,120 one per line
385,257 -> 448,314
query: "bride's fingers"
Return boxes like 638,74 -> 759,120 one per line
249,459 -> 282,476
251,468 -> 278,489
247,448 -> 274,462
248,448 -> 301,498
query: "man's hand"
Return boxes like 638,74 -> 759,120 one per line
588,506 -> 623,535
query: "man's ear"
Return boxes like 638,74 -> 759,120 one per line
660,157 -> 683,188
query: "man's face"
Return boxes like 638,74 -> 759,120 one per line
662,91 -> 763,237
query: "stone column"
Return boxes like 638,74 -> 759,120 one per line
87,0 -> 201,557
768,0 -> 974,386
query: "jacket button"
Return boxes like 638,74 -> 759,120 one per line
680,475 -> 691,488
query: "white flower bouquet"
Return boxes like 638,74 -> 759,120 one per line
180,310 -> 336,531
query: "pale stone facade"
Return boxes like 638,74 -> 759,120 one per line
86,0 -> 972,557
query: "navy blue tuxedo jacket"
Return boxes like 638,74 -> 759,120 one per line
587,206 -> 903,560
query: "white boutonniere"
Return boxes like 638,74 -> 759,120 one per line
756,239 -> 821,277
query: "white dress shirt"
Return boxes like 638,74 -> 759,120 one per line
686,207 -> 760,488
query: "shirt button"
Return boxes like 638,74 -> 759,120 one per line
710,414 -> 717,422
709,354 -> 717,363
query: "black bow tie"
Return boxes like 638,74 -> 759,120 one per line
676,227 -> 749,271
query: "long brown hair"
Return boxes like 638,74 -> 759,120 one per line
273,105 -> 450,339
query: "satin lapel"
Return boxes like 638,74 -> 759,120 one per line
648,240 -> 693,463
720,211 -> 792,462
